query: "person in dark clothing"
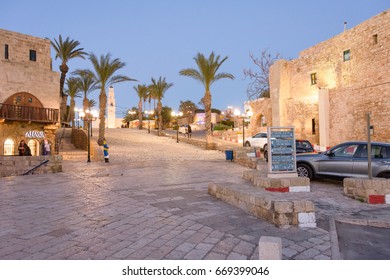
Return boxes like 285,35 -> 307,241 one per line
187,124 -> 192,138
18,140 -> 32,156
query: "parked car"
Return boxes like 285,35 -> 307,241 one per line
296,141 -> 390,179
244,132 -> 268,150
264,139 -> 315,161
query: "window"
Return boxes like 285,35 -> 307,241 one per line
29,49 -> 36,61
5,44 -> 9,59
310,73 -> 317,85
4,139 -> 15,155
372,34 -> 378,45
333,143 -> 358,157
343,49 -> 350,61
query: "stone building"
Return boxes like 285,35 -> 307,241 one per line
250,9 -> 390,150
0,29 -> 60,155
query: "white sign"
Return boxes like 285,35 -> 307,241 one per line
25,131 -> 45,139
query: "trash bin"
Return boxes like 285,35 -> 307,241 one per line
225,150 -> 233,161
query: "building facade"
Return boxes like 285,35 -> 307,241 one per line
251,10 -> 390,150
0,29 -> 60,155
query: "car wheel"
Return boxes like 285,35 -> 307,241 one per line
297,163 -> 313,179
263,144 -> 267,151
264,150 -> 268,162
244,142 -> 251,147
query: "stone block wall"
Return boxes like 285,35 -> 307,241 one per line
269,10 -> 390,146
208,182 -> 316,227
344,177 -> 390,204
0,155 -> 62,177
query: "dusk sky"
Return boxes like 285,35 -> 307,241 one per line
1,0 -> 389,117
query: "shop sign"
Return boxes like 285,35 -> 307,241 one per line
25,131 -> 45,139
268,126 -> 296,174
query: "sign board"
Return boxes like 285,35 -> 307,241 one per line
25,131 -> 45,139
267,126 -> 296,174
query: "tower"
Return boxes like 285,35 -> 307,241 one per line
107,86 -> 116,128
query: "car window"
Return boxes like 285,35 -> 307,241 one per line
297,141 -> 312,149
357,145 -> 390,158
332,144 -> 359,157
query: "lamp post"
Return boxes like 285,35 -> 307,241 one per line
79,109 -> 98,163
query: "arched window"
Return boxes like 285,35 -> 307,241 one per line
4,139 -> 15,155
27,139 -> 39,156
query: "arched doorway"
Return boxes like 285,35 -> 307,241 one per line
27,139 -> 39,156
4,139 -> 15,155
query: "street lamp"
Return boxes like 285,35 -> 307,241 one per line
171,111 -> 183,143
242,110 -> 253,147
79,109 -> 99,163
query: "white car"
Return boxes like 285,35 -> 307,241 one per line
244,132 -> 268,150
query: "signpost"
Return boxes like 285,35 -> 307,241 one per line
267,126 -> 297,177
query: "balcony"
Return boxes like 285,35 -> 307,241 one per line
0,103 -> 59,123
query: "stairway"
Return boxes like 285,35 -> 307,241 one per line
58,128 -> 88,161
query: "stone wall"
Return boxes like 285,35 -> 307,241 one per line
269,10 -> 390,147
0,155 -> 62,177
344,178 -> 390,204
0,29 -> 60,110
247,97 -> 272,134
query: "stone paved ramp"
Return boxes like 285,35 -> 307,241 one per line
0,128 -> 388,260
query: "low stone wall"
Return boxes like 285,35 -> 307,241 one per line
344,178 -> 390,204
0,155 -> 62,177
208,182 -> 316,228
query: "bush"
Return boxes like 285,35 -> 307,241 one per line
213,124 -> 231,131
220,120 -> 234,127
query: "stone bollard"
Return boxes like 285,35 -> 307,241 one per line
259,236 -> 282,260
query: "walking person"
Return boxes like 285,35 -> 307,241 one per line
18,140 -> 32,156
187,124 -> 192,138
103,138 -> 109,163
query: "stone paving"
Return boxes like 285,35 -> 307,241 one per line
0,128 -> 389,260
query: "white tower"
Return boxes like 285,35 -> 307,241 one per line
107,86 -> 116,128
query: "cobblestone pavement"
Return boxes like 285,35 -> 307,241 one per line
1,128 -> 389,260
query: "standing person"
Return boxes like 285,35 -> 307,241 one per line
187,124 -> 192,138
18,140 -> 32,156
211,122 -> 214,136
103,138 -> 109,163
43,139 -> 51,155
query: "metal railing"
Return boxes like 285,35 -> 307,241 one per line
0,103 -> 59,123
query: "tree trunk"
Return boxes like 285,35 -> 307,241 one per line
204,90 -> 212,144
68,98 -> 75,125
138,100 -> 143,129
83,96 -> 88,129
98,89 -> 107,145
157,100 -> 163,136
59,63 -> 68,126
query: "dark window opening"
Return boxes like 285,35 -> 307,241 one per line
312,119 -> 316,134
310,73 -> 317,85
372,34 -> 378,45
5,44 -> 9,59
343,49 -> 350,61
29,49 -> 36,61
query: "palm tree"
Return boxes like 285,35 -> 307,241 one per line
51,35 -> 87,125
87,99 -> 97,111
149,77 -> 173,136
64,77 -> 82,126
133,84 -> 149,129
179,52 -> 234,145
72,69 -> 97,129
87,53 -> 136,145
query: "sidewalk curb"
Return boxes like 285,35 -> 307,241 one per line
334,217 -> 390,229
329,216 -> 342,260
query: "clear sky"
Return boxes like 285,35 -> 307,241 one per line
1,0 -> 389,117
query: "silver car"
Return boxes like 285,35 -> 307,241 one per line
296,141 -> 390,179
